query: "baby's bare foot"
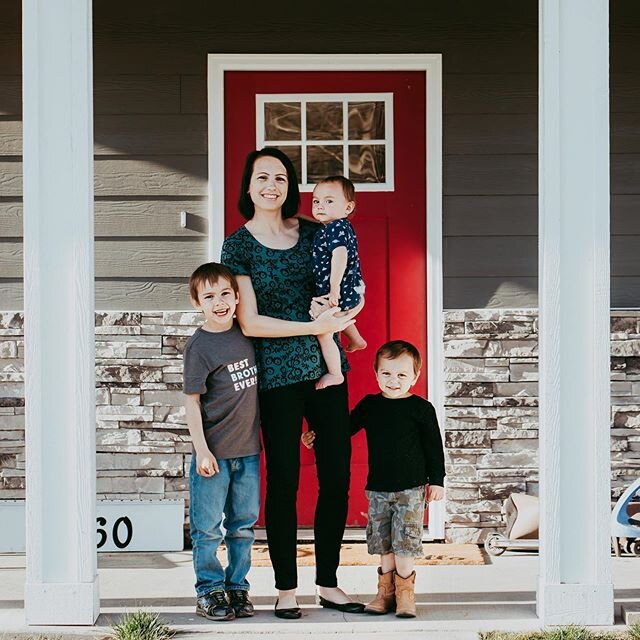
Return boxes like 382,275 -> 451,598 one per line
315,373 -> 344,390
344,336 -> 367,353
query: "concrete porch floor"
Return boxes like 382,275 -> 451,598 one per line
0,549 -> 638,639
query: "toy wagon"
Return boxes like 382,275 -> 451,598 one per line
484,493 -> 539,556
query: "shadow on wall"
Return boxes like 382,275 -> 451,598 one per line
445,278 -> 538,310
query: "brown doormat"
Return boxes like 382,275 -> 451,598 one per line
217,543 -> 486,566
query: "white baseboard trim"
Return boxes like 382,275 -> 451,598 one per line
536,579 -> 614,625
25,576 -> 100,625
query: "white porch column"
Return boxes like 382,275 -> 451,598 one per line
22,0 -> 99,625
537,0 -> 613,625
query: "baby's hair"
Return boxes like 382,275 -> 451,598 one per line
374,340 -> 422,376
189,262 -> 239,302
316,175 -> 356,210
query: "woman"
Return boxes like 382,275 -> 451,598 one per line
221,147 -> 365,618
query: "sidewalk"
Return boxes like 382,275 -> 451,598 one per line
1,550 -> 638,639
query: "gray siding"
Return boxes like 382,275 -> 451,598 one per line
0,1 -> 639,309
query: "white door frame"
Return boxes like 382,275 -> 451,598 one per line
207,53 -> 445,538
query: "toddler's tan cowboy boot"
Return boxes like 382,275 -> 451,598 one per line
393,570 -> 417,618
364,567 -> 395,614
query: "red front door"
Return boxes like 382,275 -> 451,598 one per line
223,70 -> 427,527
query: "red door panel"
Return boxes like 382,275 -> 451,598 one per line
224,71 -> 426,527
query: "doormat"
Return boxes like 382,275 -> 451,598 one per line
217,543 -> 486,566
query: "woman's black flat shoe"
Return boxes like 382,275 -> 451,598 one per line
318,596 -> 366,613
274,599 -> 302,619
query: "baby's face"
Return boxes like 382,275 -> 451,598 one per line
311,183 -> 354,224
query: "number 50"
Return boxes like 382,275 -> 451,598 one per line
96,516 -> 133,549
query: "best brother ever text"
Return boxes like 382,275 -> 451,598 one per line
228,358 -> 258,391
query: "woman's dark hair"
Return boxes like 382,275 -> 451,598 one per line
237,147 -> 301,220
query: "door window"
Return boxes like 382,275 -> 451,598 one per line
256,93 -> 394,191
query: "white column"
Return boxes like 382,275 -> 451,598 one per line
22,0 -> 99,625
537,0 -> 613,625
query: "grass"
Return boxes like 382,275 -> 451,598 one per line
110,611 -> 173,640
481,624 -> 640,640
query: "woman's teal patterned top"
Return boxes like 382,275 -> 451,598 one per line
221,217 -> 348,391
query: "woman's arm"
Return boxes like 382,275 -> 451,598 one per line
235,274 -> 357,338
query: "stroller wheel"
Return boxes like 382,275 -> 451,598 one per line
632,540 -> 640,557
484,533 -> 507,556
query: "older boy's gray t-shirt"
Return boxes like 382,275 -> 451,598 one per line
182,323 -> 260,460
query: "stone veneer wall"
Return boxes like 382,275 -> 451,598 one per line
443,309 -> 640,542
1,310 -> 639,543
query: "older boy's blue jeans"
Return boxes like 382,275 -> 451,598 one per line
189,454 -> 260,596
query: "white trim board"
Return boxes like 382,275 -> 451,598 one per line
0,500 -> 185,553
207,54 -> 444,539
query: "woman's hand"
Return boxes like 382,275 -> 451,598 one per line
311,305 -> 356,335
427,485 -> 444,502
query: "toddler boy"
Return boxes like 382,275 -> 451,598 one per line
303,340 -> 445,617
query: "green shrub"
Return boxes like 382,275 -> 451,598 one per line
628,623 -> 640,640
110,611 -> 173,640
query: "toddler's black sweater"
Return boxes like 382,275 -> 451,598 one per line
350,393 -> 446,493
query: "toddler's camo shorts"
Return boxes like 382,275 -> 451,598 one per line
365,485 -> 426,557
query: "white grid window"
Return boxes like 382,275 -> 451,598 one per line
256,93 -> 394,192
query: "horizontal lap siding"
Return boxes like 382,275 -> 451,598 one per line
1,1 -> 639,309
0,61 -> 208,307
443,2 -> 640,308
603,26 -> 639,306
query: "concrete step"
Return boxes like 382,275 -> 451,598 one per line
95,604 -> 541,639
622,603 -> 640,625
98,607 -> 483,639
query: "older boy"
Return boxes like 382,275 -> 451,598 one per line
183,262 -> 261,621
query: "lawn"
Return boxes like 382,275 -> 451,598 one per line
481,624 -> 640,640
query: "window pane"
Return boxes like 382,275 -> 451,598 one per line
348,102 -> 385,140
273,146 -> 302,180
306,102 -> 343,141
265,102 -> 301,141
307,145 -> 344,183
349,145 -> 386,183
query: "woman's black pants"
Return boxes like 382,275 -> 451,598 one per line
258,378 -> 351,590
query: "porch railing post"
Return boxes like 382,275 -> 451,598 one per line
22,0 -> 99,624
537,0 -> 613,625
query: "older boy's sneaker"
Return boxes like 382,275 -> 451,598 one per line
228,589 -> 255,618
196,589 -> 235,621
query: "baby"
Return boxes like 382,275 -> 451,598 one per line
311,175 -> 366,389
